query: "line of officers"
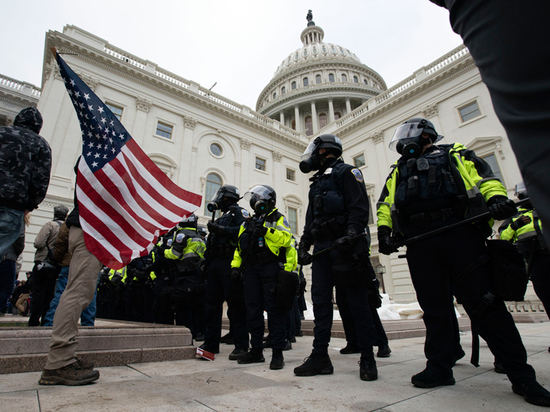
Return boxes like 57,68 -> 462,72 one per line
100,117 -> 548,406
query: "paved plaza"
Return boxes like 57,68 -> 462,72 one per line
1,321 -> 549,411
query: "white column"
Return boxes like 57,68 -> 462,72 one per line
345,97 -> 352,114
279,111 -> 285,125
311,101 -> 318,135
328,98 -> 335,123
294,105 -> 300,132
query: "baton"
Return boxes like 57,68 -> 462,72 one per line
393,198 -> 532,248
311,233 -> 367,259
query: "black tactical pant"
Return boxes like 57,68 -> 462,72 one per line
203,257 -> 249,351
311,239 -> 376,356
406,224 -> 536,385
243,260 -> 285,350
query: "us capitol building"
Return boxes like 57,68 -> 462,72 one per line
0,14 -> 536,307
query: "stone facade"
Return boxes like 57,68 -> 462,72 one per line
4,22 -> 536,303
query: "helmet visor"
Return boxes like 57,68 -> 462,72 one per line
389,121 -> 443,151
244,185 -> 272,201
300,141 -> 318,162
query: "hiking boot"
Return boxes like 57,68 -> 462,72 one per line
377,345 -> 391,358
359,355 -> 378,381
340,343 -> 361,355
199,343 -> 219,354
228,348 -> 248,361
512,380 -> 550,407
411,368 -> 455,388
74,357 -> 94,371
294,351 -> 334,376
220,332 -> 234,345
39,361 -> 100,386
283,340 -> 292,351
270,349 -> 284,370
237,348 -> 265,364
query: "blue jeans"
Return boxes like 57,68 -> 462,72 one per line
0,259 -> 16,313
43,266 -> 98,326
0,207 -> 24,258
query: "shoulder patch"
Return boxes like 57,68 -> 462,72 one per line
175,233 -> 186,243
167,238 -> 173,247
241,209 -> 250,218
351,168 -> 364,183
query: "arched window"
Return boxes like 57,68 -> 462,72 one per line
319,113 -> 328,129
282,86 -> 286,94
316,74 -> 322,84
305,116 -> 313,136
303,77 -> 309,87
291,81 -> 297,90
204,173 -> 222,215
273,92 -> 277,99
329,73 -> 335,82
341,74 -> 348,82
334,112 -> 342,120
353,76 -> 359,83
291,119 -> 296,130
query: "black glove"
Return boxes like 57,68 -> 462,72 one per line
207,221 -> 222,234
378,225 -> 398,255
510,215 -> 532,231
298,241 -> 313,265
488,196 -> 517,220
231,268 -> 243,282
335,229 -> 359,252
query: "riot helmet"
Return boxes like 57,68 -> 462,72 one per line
300,134 -> 343,173
244,185 -> 276,215
180,213 -> 198,228
515,181 -> 528,200
389,118 -> 443,159
207,184 -> 241,212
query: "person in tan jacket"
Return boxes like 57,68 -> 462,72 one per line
28,205 -> 68,326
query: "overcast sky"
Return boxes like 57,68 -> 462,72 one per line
1,0 -> 463,110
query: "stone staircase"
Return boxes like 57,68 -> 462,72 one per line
1,312 -> 546,374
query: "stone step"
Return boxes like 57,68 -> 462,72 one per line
0,318 -> 194,374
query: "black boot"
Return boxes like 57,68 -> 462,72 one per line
512,380 -> 550,407
376,345 -> 391,358
340,343 -> 361,354
199,343 -> 219,354
411,367 -> 455,388
359,355 -> 378,381
228,347 -> 248,361
294,351 -> 334,376
270,349 -> 284,370
237,348 -> 265,364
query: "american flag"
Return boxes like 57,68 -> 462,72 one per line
52,50 -> 202,269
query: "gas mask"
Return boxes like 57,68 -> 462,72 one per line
299,153 -> 321,173
396,137 -> 427,159
250,195 -> 269,215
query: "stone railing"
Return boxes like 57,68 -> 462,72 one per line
103,44 -> 147,70
102,43 -> 306,143
335,45 -> 470,129
0,74 -> 41,98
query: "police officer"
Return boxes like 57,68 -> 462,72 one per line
155,214 -> 206,336
294,134 -> 379,381
377,118 -> 550,406
231,185 -> 293,370
501,183 -> 550,327
199,185 -> 250,360
124,254 -> 155,323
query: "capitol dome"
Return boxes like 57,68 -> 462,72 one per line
256,12 -> 387,136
